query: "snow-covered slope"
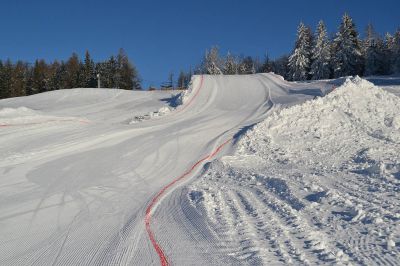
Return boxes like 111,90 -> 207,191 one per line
0,74 -> 324,265
366,76 -> 400,97
188,77 -> 400,265
0,74 -> 398,265
0,88 -> 179,125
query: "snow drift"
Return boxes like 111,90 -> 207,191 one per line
0,106 -> 89,126
238,76 -> 400,177
188,76 -> 400,265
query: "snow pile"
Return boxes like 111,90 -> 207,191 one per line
129,106 -> 172,124
128,76 -> 199,124
174,75 -> 203,106
0,106 -> 37,117
188,76 -> 400,265
0,106 -> 88,126
175,86 -> 192,106
238,76 -> 400,178
0,107 -> 48,125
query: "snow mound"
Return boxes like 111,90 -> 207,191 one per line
176,86 -> 191,105
129,106 -> 172,124
0,107 -> 38,117
267,76 -> 400,135
0,106 -> 88,126
188,76 -> 400,264
128,76 -> 199,124
174,75 -> 201,106
238,76 -> 400,176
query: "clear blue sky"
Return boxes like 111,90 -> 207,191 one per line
0,0 -> 399,88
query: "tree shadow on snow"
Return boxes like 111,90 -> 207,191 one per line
159,93 -> 182,108
232,124 -> 257,145
366,76 -> 400,86
288,87 -> 324,97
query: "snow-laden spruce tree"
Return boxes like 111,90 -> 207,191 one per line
363,24 -> 385,76
238,56 -> 256,74
393,29 -> 400,73
288,22 -> 313,81
384,33 -> 395,73
203,46 -> 223,75
83,50 -> 96,88
332,13 -> 363,78
223,52 -> 238,75
260,53 -> 273,73
310,21 -> 331,80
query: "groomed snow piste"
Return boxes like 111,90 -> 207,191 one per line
0,74 -> 399,265
189,77 -> 400,265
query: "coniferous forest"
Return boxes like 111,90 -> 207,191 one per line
0,49 -> 141,99
1,13 -> 399,100
197,13 -> 400,81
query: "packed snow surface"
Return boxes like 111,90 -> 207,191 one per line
0,74 -> 399,265
189,76 -> 400,265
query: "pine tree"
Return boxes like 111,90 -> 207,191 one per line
271,55 -> 290,79
203,46 -> 223,75
332,13 -> 363,77
161,73 -> 174,89
185,68 -> 193,88
305,25 -> 314,79
25,65 -> 33,95
383,33 -> 395,74
57,61 -> 68,90
31,59 -> 48,94
260,53 -> 273,73
288,22 -> 313,81
83,50 -> 96,87
105,56 -> 118,88
131,61 -> 141,90
116,49 -> 141,90
0,60 -> 15,99
0,60 -> 6,99
95,62 -> 106,87
65,53 -> 81,88
46,61 -> 62,91
77,61 -> 85,88
223,52 -> 238,74
177,71 -> 187,89
10,61 -> 28,97
363,24 -> 385,76
253,57 -> 262,73
238,56 -> 255,74
392,28 -> 400,73
2,60 -> 14,97
310,21 -> 331,80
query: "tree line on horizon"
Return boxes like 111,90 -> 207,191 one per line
0,49 -> 141,99
193,13 -> 400,81
1,13 -> 400,100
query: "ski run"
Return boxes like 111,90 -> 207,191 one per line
0,73 -> 399,265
